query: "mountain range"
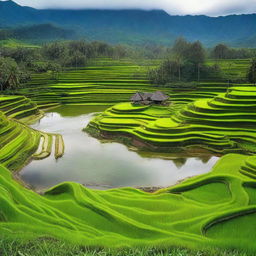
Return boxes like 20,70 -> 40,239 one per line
1,0 -> 256,46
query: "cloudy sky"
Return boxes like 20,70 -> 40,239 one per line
11,0 -> 256,16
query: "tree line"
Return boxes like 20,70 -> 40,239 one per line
148,38 -> 222,86
1,38 -> 256,91
0,40 -> 130,91
148,38 -> 256,86
211,44 -> 256,59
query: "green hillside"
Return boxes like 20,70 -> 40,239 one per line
0,57 -> 255,254
0,152 -> 256,252
0,39 -> 38,48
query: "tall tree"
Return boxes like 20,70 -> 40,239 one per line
172,37 -> 191,81
172,37 -> 190,59
187,41 -> 205,65
0,57 -> 20,91
187,41 -> 205,81
248,58 -> 256,84
212,44 -> 230,59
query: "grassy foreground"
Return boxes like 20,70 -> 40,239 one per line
0,239 -> 249,256
0,153 -> 256,253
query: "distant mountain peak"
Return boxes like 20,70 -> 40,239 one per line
0,0 -> 21,8
1,0 -> 17,5
0,0 -> 256,47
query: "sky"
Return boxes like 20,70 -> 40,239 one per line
10,0 -> 256,16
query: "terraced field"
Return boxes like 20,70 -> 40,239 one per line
87,86 -> 256,154
18,58 -> 157,109
0,95 -> 64,170
0,58 -> 256,253
0,108 -> 40,170
16,58 -> 252,109
206,59 -> 251,81
0,95 -> 43,123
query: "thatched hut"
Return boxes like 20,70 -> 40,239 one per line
131,92 -> 144,103
131,91 -> 169,105
151,91 -> 169,104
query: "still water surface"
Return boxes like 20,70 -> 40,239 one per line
20,106 -> 219,191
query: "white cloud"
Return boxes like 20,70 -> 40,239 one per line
13,0 -> 256,16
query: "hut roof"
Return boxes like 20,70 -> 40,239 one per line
142,92 -> 153,101
151,91 -> 169,101
131,91 -> 169,103
131,92 -> 143,102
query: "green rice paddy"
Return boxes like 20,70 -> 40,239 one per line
18,58 -> 156,109
87,86 -> 256,154
0,95 -> 63,169
0,109 -> 40,170
0,95 -> 42,123
18,58 -> 252,108
206,59 -> 251,81
0,57 -> 256,254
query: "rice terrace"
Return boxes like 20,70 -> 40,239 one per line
1,1 -> 256,255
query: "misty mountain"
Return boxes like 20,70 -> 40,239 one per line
1,0 -> 256,46
0,24 -> 76,41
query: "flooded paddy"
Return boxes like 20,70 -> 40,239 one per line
20,105 -> 219,191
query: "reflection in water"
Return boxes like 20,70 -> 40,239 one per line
173,158 -> 187,168
20,105 -> 219,191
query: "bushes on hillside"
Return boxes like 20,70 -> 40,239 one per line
149,59 -> 222,85
0,57 -> 30,91
211,44 -> 256,59
41,40 -> 130,67
148,38 -> 223,85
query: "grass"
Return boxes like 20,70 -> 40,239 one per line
15,58 -> 253,110
17,58 -> 155,109
0,39 -> 39,48
87,86 -> 256,154
0,57 -> 256,254
0,95 -> 64,168
0,109 -> 40,170
0,153 -> 255,252
206,59 -> 251,81
0,239 -> 249,256
0,95 -> 43,124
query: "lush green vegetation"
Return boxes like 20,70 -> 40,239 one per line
16,58 -> 156,109
206,59 -> 251,82
0,95 -> 41,121
0,95 -> 63,169
87,85 -> 256,154
0,96 -> 40,170
0,39 -> 39,48
0,239 -> 248,256
0,50 -> 256,255
211,44 -> 256,59
148,39 -> 253,85
1,2 -> 256,254
0,24 -> 76,42
0,149 -> 256,252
